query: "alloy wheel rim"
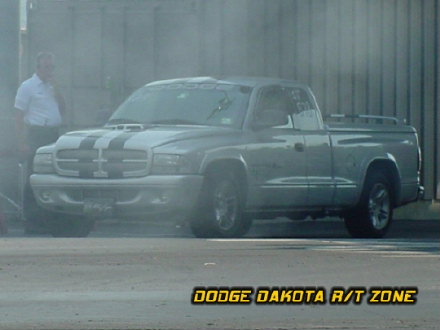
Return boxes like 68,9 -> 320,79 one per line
368,183 -> 390,230
213,182 -> 238,231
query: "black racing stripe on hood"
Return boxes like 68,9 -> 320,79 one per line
78,131 -> 109,149
107,132 -> 137,178
107,132 -> 136,150
78,131 -> 108,178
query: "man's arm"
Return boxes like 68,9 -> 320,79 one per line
52,80 -> 66,115
15,109 -> 29,154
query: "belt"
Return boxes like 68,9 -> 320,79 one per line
26,125 -> 59,130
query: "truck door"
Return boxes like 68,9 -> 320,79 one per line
245,86 -> 308,208
287,87 -> 334,206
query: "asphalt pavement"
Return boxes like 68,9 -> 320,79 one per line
0,218 -> 439,330
3,216 -> 440,239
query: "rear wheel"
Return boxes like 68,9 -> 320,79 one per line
190,172 -> 252,238
344,172 -> 393,238
46,215 -> 95,237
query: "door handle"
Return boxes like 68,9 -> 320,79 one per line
294,143 -> 305,152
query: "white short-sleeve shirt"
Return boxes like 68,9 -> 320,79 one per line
14,74 -> 62,127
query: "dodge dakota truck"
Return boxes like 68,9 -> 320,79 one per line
30,77 -> 423,238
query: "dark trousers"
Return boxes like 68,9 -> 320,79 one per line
24,125 -> 59,227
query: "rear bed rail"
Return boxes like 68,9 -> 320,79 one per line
325,114 -> 404,125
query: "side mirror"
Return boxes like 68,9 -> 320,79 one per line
253,109 -> 288,129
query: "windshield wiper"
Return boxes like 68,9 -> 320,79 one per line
206,94 -> 232,120
107,118 -> 143,125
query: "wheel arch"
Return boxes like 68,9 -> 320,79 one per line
360,158 -> 401,207
190,158 -> 252,238
202,158 -> 249,200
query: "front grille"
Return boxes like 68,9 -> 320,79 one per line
55,148 -> 148,178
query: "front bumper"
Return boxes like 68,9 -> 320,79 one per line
30,174 -> 204,217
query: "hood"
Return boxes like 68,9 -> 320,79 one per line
54,125 -> 236,151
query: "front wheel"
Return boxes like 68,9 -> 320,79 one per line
344,172 -> 393,238
46,215 -> 95,237
190,172 -> 252,238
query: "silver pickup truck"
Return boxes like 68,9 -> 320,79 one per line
31,77 -> 423,238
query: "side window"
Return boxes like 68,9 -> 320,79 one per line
255,87 -> 293,129
286,87 -> 322,130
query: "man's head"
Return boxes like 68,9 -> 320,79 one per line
36,52 -> 55,82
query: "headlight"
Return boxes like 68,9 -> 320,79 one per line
33,153 -> 54,174
151,154 -> 193,174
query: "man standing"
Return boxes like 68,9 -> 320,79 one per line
15,52 -> 65,233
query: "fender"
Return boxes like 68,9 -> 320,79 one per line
356,153 -> 402,206
200,149 -> 249,179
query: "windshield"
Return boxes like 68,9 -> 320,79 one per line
108,83 -> 251,128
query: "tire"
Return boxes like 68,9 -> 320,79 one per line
23,187 -> 51,231
46,215 -> 95,238
344,171 -> 393,238
190,172 -> 252,238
